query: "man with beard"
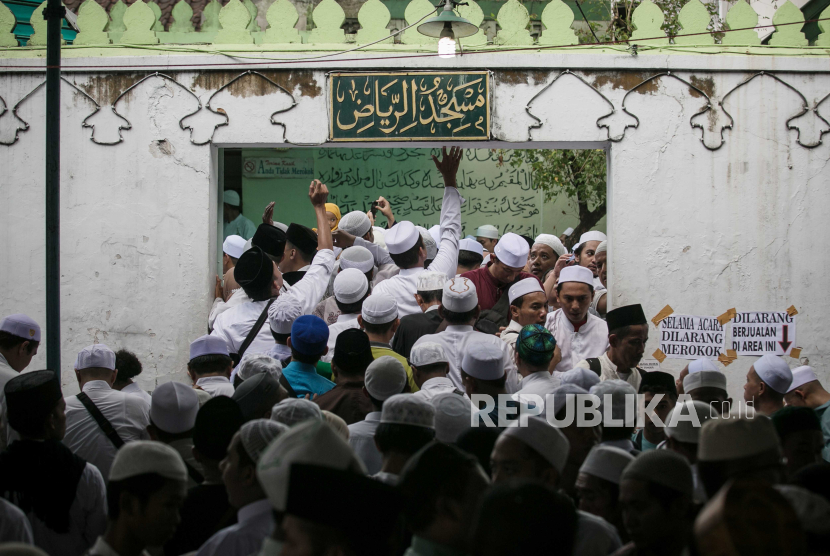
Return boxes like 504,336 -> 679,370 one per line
577,304 -> 648,390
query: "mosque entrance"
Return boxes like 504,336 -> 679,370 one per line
217,146 -> 607,275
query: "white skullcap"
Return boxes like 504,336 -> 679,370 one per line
257,419 -> 366,511
558,265 -> 594,286
385,221 -> 420,255
0,314 -> 41,342
150,382 -> 200,434
223,190 -> 240,207
501,415 -> 570,473
753,354 -> 793,394
559,368 -> 601,390
75,344 -> 116,371
698,415 -> 780,462
365,356 -> 407,401
237,353 -> 282,382
664,400 -> 715,444
493,233 -> 530,269
242,238 -> 253,253
273,222 -> 289,233
339,246 -> 374,274
240,419 -> 288,463
417,271 -> 446,292
621,450 -> 693,497
270,398 -> 323,427
508,277 -> 544,304
775,485 -> 830,536
417,226 -> 438,260
534,234 -> 567,257
475,225 -> 499,239
361,293 -> 398,324
683,370 -> 727,393
322,410 -> 350,440
461,341 -> 504,380
442,277 -> 478,313
338,211 -> 372,238
381,394 -> 435,428
372,226 -> 387,249
688,358 -> 718,373
269,299 -> 303,334
189,335 -> 229,360
459,238 -> 484,255
223,235 -> 246,259
410,343 -> 449,367
109,440 -> 187,483
577,230 -> 607,245
333,268 -> 369,304
595,241 -> 607,254
579,445 -> 635,484
788,366 -> 818,392
431,392 -> 472,442
590,379 -> 637,423
549,384 -> 588,417
428,225 -> 441,246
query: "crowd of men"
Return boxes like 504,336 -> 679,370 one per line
1,146 -> 830,556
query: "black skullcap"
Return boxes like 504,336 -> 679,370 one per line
234,246 -> 273,292
286,223 -> 318,257
252,224 -> 287,260
606,304 -> 648,333
232,372 -> 283,422
332,329 -> 374,374
520,235 -> 535,249
639,370 -> 678,398
286,464 -> 402,556
5,370 -> 62,433
193,396 -> 244,460
772,406 -> 822,443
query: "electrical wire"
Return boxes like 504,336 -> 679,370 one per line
574,0 -> 600,43
0,16 -> 828,70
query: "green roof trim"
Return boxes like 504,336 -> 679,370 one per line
5,0 -> 77,44
384,0 -> 611,21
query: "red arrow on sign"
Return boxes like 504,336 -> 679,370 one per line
778,325 -> 792,352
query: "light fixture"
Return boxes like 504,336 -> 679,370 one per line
418,0 -> 479,58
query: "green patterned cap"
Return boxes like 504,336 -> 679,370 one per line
516,324 -> 556,367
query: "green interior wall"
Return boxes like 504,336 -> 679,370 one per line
230,147 -> 606,239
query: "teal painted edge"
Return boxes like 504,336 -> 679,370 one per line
801,0 -> 830,42
384,0 -> 610,21
7,0 -> 77,44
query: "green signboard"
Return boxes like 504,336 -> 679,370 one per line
329,72 -> 490,142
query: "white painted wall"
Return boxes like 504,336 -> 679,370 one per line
1,53 -> 828,403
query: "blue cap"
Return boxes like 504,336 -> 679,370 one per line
190,334 -> 230,360
290,315 -> 329,356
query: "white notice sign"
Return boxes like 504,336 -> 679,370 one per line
243,158 -> 314,179
730,311 -> 796,356
659,314 -> 726,360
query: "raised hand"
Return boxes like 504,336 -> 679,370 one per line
309,179 -> 330,208
431,146 -> 463,188
262,202 -> 275,225
332,230 -> 356,249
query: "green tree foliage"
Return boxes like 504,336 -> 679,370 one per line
506,149 -> 606,248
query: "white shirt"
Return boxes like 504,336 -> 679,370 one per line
322,313 -> 360,363
576,352 -> 643,391
63,381 -> 150,481
412,325 -> 520,394
19,463 -> 108,556
0,353 -> 17,451
211,250 -> 336,356
195,376 -> 235,398
573,510 -> 622,556
545,310 -> 609,373
348,411 -> 382,475
412,377 -> 459,402
362,187 -> 462,317
500,320 -> 523,349
0,497 -> 33,544
195,499 -> 274,556
119,382 -> 152,405
512,371 -> 561,406
267,343 -> 292,362
209,288 -> 251,330
372,471 -> 399,486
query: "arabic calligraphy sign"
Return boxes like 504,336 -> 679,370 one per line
329,72 -> 490,141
